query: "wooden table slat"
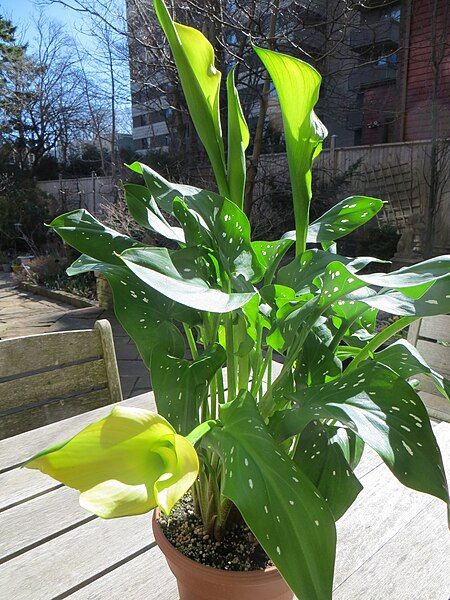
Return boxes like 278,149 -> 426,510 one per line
0,512 -> 155,600
334,501 -> 450,600
67,545 -> 177,600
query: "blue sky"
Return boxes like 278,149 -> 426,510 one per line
1,0 -> 86,47
1,0 -> 131,132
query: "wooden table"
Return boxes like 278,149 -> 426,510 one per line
0,392 -> 449,599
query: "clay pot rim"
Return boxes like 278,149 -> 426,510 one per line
152,509 -> 280,581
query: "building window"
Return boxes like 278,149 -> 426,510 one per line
377,53 -> 398,67
389,8 -> 401,22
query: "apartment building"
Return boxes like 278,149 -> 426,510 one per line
126,0 -> 448,154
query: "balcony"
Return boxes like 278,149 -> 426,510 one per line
355,0 -> 400,8
348,63 -> 398,91
280,0 -> 326,19
350,18 -> 400,51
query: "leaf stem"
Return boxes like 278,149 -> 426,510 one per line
345,316 -> 417,374
183,323 -> 199,360
225,313 -> 237,401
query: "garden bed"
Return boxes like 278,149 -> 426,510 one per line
18,281 -> 98,308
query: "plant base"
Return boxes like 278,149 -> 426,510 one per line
152,512 -> 294,600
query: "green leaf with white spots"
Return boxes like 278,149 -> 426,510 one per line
266,296 -> 320,352
295,330 -> 342,386
124,183 -> 185,243
127,163 -> 264,283
120,247 -> 256,313
273,363 -> 448,505
50,209 -> 145,266
208,392 -> 336,600
252,239 -> 293,284
226,65 -> 249,208
375,339 -> 450,400
319,258 -> 450,309
277,249 -> 386,293
283,196 -> 384,243
293,421 -> 363,520
151,344 -> 226,436
67,255 -> 186,366
334,277 -> 450,317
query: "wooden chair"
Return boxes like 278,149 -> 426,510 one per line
407,315 -> 450,422
0,320 -> 123,440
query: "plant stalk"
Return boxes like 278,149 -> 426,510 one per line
345,316 -> 417,374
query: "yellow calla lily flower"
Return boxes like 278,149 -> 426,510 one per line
24,406 -> 199,518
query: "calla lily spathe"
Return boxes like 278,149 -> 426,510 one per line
25,406 -> 199,518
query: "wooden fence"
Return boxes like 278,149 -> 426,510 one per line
38,175 -> 116,214
38,140 -> 450,255
258,139 -> 450,254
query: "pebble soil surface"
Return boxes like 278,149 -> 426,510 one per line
158,495 -> 272,571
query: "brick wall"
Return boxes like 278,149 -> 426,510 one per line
403,0 -> 450,140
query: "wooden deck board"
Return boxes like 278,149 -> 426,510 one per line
68,546 -> 177,600
0,512 -> 155,600
334,501 -> 450,600
335,422 -> 449,588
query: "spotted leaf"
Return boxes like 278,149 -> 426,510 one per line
293,421 -> 363,520
151,344 -> 226,435
124,183 -> 185,243
50,209 -> 145,266
283,196 -> 384,243
120,247 -> 256,313
127,163 -> 264,283
208,392 -> 336,600
376,339 -> 450,400
67,255 -> 186,366
273,363 -> 448,505
277,249 -> 386,293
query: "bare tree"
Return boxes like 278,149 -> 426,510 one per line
1,14 -> 91,173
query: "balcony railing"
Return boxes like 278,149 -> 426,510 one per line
348,63 -> 398,91
350,18 -> 400,51
280,0 -> 326,18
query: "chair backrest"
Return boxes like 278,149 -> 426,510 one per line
407,315 -> 450,422
0,320 -> 123,439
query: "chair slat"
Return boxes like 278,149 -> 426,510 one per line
0,387 -> 113,439
0,320 -> 123,440
0,329 -> 102,379
0,359 -> 108,413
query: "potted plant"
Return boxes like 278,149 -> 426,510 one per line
24,2 -> 449,599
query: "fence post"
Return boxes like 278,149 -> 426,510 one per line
58,174 -> 64,211
91,171 -> 97,215
330,135 -> 337,178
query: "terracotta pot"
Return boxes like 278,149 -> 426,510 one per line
152,511 -> 294,600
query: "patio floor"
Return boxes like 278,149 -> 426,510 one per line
0,274 -> 150,398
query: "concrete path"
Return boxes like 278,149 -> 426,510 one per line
0,274 -> 150,398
